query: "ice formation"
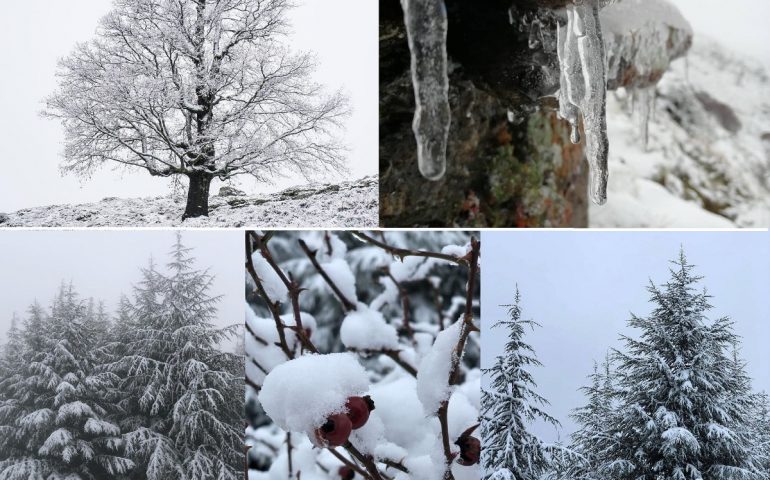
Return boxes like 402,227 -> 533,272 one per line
557,0 -> 610,205
401,0 -> 451,180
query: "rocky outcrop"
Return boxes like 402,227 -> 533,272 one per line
380,0 -> 692,227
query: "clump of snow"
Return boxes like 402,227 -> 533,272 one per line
441,244 -> 469,258
322,258 -> 357,303
348,413 -> 386,455
416,320 -> 462,416
341,304 -> 400,351
258,353 -> 369,434
369,377 -> 435,454
250,253 -> 288,303
0,176 -> 377,228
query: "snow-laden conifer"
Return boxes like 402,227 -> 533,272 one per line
108,233 -> 244,480
481,288 -> 559,480
0,284 -> 132,479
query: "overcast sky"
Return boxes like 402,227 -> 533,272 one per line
481,230 -> 770,443
0,0 -> 377,212
0,230 -> 243,347
673,0 -> 770,64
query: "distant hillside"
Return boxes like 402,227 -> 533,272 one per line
591,37 -> 770,227
0,177 -> 378,228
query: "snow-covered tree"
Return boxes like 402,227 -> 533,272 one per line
45,0 -> 348,219
0,284 -> 133,479
596,250 -> 764,480
567,355 -> 619,480
481,288 -> 559,480
108,233 -> 244,479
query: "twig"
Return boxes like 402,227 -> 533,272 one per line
345,442 -> 385,480
437,237 -> 481,480
351,231 -> 469,266
381,459 -> 409,473
287,432 -> 294,480
298,239 -> 357,312
245,231 -> 293,359
383,269 -> 414,341
250,232 -> 317,354
327,448 -> 369,479
349,348 -> 417,378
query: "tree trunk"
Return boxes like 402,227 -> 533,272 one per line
182,172 -> 213,219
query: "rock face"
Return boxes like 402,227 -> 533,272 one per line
379,0 -> 692,227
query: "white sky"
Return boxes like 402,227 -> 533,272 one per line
0,230 -> 243,346
672,0 -> 770,64
0,0 -> 377,212
482,231 -> 770,443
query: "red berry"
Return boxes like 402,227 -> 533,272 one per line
338,466 -> 355,480
345,395 -> 375,430
315,413 -> 353,447
455,435 -> 480,466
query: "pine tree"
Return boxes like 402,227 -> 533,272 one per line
481,288 -> 559,480
603,250 -> 763,480
568,355 -> 620,480
0,284 -> 133,479
110,233 -> 244,480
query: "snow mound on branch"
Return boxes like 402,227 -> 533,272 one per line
258,353 -> 369,433
0,176 -> 377,228
321,258 -> 357,303
341,304 -> 399,351
416,320 -> 463,416
250,253 -> 289,303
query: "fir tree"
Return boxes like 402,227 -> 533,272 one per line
0,284 -> 132,479
568,355 -> 620,480
481,288 -> 559,480
110,233 -> 244,480
603,250 -> 763,480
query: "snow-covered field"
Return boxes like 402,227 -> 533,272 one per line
591,37 -> 770,227
0,176 -> 378,228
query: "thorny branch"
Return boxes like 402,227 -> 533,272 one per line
298,239 -> 357,311
438,237 -> 480,480
246,231 -> 391,480
247,232 -> 479,479
351,231 -> 470,266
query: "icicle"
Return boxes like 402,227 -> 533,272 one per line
529,17 -> 542,50
556,0 -> 609,206
401,0 -> 451,181
632,86 -> 655,151
557,18 -> 581,145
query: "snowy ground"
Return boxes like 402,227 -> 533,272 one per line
0,176 -> 378,228
591,36 -> 770,227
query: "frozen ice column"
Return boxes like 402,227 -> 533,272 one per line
401,0 -> 451,181
557,0 -> 610,205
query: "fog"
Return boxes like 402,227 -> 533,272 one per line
0,0 -> 377,211
481,230 -> 770,443
0,230 -> 243,345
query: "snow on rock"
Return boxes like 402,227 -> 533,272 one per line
602,0 -> 692,90
0,176 -> 377,228
341,303 -> 399,351
416,320 -> 462,416
250,253 -> 289,303
321,258 -> 357,303
592,37 -> 770,227
258,353 -> 369,434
